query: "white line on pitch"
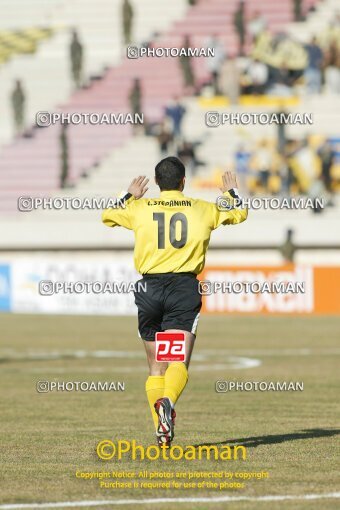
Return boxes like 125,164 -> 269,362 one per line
1,493 -> 340,509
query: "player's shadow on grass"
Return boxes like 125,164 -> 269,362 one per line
193,428 -> 340,449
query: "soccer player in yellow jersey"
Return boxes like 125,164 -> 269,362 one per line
102,157 -> 248,446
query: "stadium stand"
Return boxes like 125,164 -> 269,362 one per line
0,0 -> 188,145
2,0 -> 340,252
0,0 -> 319,211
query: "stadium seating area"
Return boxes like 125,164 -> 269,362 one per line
1,0 -> 340,251
167,0 -> 317,54
0,0 -> 188,146
0,0 -> 318,205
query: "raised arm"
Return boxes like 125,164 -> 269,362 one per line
102,175 -> 149,229
212,170 -> 248,228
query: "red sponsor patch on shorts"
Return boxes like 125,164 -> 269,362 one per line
155,332 -> 186,362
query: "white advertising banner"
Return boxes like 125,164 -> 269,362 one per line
11,259 -> 139,315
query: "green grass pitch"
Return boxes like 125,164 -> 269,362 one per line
1,314 -> 339,510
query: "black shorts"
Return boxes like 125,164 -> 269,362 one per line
134,273 -> 202,341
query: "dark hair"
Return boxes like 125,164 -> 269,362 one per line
155,156 -> 185,190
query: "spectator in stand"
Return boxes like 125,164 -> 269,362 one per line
318,140 -> 336,193
188,0 -> 197,4
233,0 -> 246,56
60,123 -> 69,189
293,0 -> 303,22
129,78 -> 141,114
219,56 -> 240,104
324,42 -> 340,94
165,97 -> 186,141
179,35 -> 195,89
268,63 -> 296,96
177,141 -> 196,175
157,122 -> 173,157
70,30 -> 83,89
274,108 -> 288,155
304,37 -> 323,94
255,139 -> 272,192
11,80 -> 25,136
206,35 -> 225,95
129,78 -> 143,134
291,137 -> 319,194
248,11 -> 267,44
122,0 -> 133,45
234,144 -> 252,194
177,140 -> 204,175
280,228 -> 296,262
279,153 -> 293,196
247,59 -> 269,94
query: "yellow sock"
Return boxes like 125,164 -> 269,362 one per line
164,362 -> 188,405
145,376 -> 165,430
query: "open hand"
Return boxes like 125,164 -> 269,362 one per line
128,176 -> 149,199
220,170 -> 237,193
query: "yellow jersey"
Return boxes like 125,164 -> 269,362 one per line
102,189 -> 248,275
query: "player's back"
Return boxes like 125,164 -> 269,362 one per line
103,182 -> 247,275
131,190 -> 214,274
